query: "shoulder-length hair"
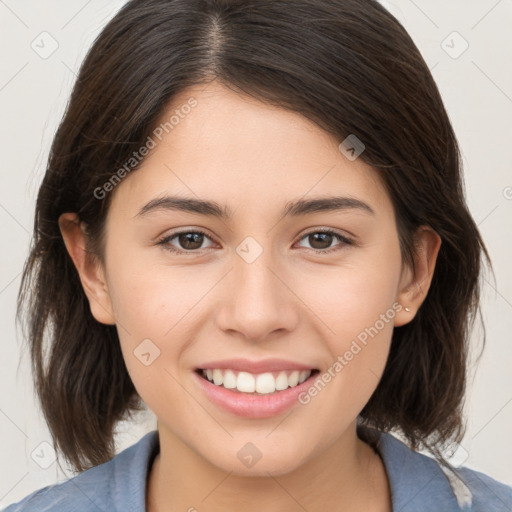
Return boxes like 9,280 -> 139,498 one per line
18,0 -> 492,472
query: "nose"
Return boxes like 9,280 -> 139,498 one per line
215,249 -> 300,343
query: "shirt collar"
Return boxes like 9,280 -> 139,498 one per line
375,430 -> 468,511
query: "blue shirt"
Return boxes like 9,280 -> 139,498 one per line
3,429 -> 512,511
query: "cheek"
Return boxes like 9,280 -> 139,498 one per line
105,255 -> 216,388
107,250 -> 212,336
296,248 -> 402,345
107,266 -> 196,414
292,243 -> 401,404
295,274 -> 398,445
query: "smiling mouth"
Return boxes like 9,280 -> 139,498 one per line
195,368 -> 320,395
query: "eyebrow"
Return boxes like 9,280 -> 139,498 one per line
136,195 -> 375,220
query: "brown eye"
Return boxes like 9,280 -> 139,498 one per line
296,229 -> 353,254
157,229 -> 215,253
308,232 -> 334,250
176,232 -> 205,250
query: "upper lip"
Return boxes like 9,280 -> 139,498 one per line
197,358 -> 318,374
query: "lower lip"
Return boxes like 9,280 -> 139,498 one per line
193,370 -> 320,419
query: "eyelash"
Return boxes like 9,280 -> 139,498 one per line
156,228 -> 354,255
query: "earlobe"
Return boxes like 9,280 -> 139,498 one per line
394,226 -> 442,327
58,212 -> 116,325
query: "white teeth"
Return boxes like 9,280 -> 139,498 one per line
201,368 -> 313,394
255,372 -> 275,394
212,369 -> 223,386
298,370 -> 310,384
275,371 -> 289,390
288,370 -> 299,387
222,369 -> 237,389
237,371 -> 255,392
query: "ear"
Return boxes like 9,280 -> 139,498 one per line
394,225 -> 442,327
58,212 -> 116,325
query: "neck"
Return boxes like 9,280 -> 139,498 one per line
146,422 -> 392,512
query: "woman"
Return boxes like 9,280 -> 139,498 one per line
7,0 -> 512,510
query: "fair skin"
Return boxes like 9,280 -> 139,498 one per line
59,81 -> 441,512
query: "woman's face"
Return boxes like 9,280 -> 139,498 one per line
77,81 -> 437,476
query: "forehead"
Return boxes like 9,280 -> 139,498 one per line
110,81 -> 392,220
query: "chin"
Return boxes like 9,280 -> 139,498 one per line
203,443 -> 310,478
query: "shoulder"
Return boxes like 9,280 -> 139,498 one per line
375,430 -> 512,511
2,430 -> 159,512
455,464 -> 512,511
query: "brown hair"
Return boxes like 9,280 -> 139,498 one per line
18,0 -> 492,473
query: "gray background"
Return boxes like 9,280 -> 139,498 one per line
1,0 -> 511,507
